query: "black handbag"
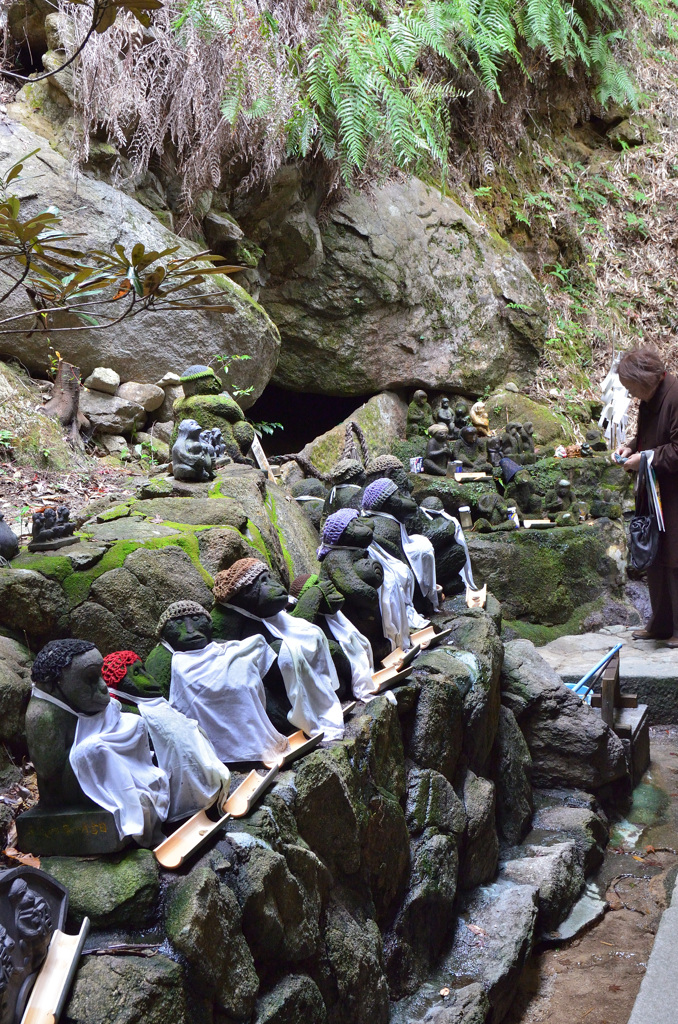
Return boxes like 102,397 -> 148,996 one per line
628,452 -> 661,571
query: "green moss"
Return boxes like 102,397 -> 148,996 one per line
143,531 -> 214,587
96,502 -> 133,522
264,490 -> 294,578
243,520 -> 273,569
391,438 -> 428,464
503,596 -> 610,645
62,540 -> 142,608
11,553 -> 73,584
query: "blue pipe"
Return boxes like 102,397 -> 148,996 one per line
573,643 -> 623,694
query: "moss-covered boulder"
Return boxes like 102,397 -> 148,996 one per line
486,389 -> 574,445
165,862 -> 258,1019
64,954 -> 188,1024
43,849 -> 160,929
467,518 -> 627,627
255,975 -> 328,1024
299,392 -> 408,475
0,636 -> 32,750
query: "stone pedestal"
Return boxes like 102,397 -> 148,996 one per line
16,805 -> 129,856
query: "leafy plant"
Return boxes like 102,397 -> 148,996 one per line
0,151 -> 242,335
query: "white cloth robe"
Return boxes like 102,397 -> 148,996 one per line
167,637 -> 290,766
419,506 -> 477,589
367,540 -> 429,651
109,689 -> 232,821
32,688 -> 170,846
324,609 -> 375,700
371,511 -> 439,610
223,605 -> 345,741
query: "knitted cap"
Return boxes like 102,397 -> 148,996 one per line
317,508 -> 360,559
102,650 -> 141,687
365,455 -> 405,477
157,600 -> 211,636
331,459 -> 364,485
362,478 -> 398,511
290,573 -> 319,600
213,558 -> 267,605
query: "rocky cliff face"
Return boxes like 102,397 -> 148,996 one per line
244,174 -> 548,397
0,118 -> 280,406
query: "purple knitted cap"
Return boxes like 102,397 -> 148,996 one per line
362,477 -> 398,512
317,508 -> 359,560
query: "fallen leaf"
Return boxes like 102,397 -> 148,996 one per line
467,923 -> 486,936
3,846 -> 40,868
439,988 -> 450,998
632,855 -> 644,861
608,984 -> 623,992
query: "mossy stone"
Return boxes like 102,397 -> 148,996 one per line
486,389 -> 574,445
43,849 -> 160,929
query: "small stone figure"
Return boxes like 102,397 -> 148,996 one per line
174,364 -> 255,464
487,436 -> 503,468
418,497 -> 468,595
545,478 -> 575,516
470,401 -> 490,436
520,421 -> 536,454
406,390 -> 433,439
212,559 -> 344,740
476,491 -> 510,527
585,426 -> 608,452
436,397 -> 454,431
505,468 -> 543,516
423,424 -> 450,476
290,573 -> 374,701
454,400 -> 471,432
9,878 -> 52,974
200,427 -> 226,462
292,478 -> 327,531
0,513 -> 18,561
28,505 -> 76,551
452,426 -> 492,473
323,458 -> 366,518
365,454 -> 413,494
317,510 -> 388,663
172,418 -> 215,482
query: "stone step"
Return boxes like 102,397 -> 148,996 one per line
539,626 -> 678,724
628,874 -> 678,1024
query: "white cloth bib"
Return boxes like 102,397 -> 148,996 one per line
32,688 -> 170,846
168,638 -> 290,766
324,609 -> 375,700
371,511 -> 439,610
367,541 -> 428,651
420,507 -> 477,589
109,692 -> 232,822
225,606 -> 344,741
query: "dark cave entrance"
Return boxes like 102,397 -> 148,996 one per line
247,384 -> 375,456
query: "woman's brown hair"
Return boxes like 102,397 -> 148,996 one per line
617,347 -> 666,391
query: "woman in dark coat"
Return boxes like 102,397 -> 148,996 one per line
617,347 -> 678,645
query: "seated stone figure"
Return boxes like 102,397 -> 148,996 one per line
436,397 -> 453,432
470,401 -> 490,437
291,477 -> 327,531
365,454 -> 413,494
452,426 -> 492,473
212,560 -> 344,741
423,424 -> 450,476
24,640 -> 170,848
406,390 -> 433,438
418,497 -> 470,595
505,467 -> 543,516
172,418 -> 215,482
323,459 -> 366,519
200,427 -> 226,462
585,426 -> 608,452
545,478 -> 575,517
29,506 -> 76,551
453,401 -> 471,433
134,605 -> 292,768
290,572 -> 374,701
361,479 -> 435,645
173,364 -> 255,464
316,509 -> 389,664
0,512 -> 19,561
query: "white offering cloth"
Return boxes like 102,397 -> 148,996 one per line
31,688 -> 170,846
367,541 -> 429,651
420,507 -> 477,589
370,511 -> 439,608
223,606 -> 344,741
168,638 -> 290,766
324,609 -> 375,700
109,690 -> 232,822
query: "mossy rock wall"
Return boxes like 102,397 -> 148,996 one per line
0,466 -> 320,655
466,519 -> 627,626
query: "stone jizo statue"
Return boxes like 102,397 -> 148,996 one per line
452,426 -> 492,473
436,397 -> 453,430
406,389 -> 433,438
174,364 -> 255,464
423,423 -> 450,476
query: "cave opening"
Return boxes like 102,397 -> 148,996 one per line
247,383 -> 375,456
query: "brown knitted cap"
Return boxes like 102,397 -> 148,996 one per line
365,454 -> 405,476
290,573 -> 313,599
157,600 -> 210,636
213,558 -> 267,605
